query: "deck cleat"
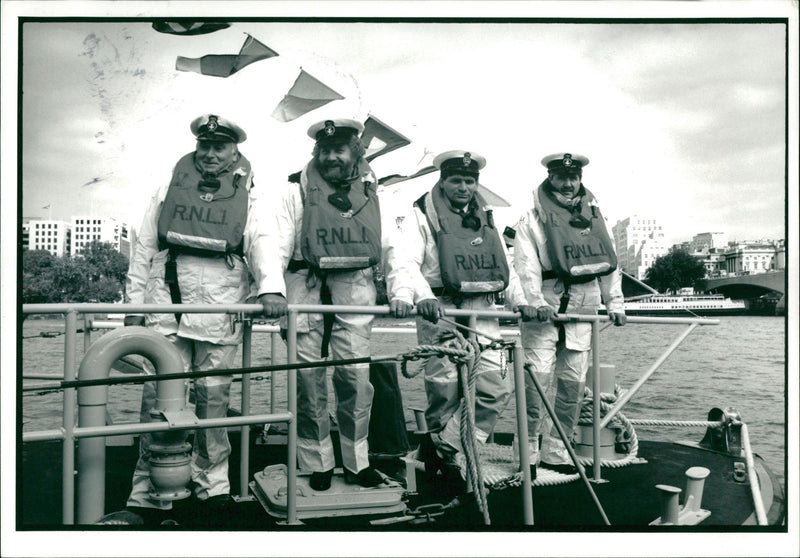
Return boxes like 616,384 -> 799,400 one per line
650,466 -> 711,525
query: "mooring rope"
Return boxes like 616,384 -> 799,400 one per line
454,331 -> 491,525
627,419 -> 723,428
577,385 -> 639,467
396,319 -> 493,524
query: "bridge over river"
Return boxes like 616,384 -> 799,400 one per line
696,270 -> 785,314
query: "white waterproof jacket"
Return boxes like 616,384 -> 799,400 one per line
125,158 -> 272,344
385,203 -> 528,310
513,189 -> 625,315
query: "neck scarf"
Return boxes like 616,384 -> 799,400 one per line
543,180 -> 591,228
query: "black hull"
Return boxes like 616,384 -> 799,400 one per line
19,430 -> 785,530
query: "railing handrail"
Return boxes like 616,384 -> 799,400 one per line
22,302 -> 721,326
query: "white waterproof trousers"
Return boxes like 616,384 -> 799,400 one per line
127,336 -> 237,509
416,295 -> 512,455
519,278 -> 598,465
283,267 -> 376,474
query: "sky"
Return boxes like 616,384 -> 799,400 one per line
6,3 -> 794,248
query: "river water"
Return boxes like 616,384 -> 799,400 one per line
20,315 -> 786,486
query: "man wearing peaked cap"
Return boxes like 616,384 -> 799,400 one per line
512,151 -> 625,479
190,113 -> 248,143
257,117 -> 387,491
307,118 -> 364,142
121,114 -> 272,520
385,149 -> 535,479
541,152 -> 589,172
433,149 -> 486,176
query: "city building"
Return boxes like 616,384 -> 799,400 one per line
775,239 -> 785,270
612,216 -> 668,279
21,220 -> 30,250
722,241 -> 780,275
690,232 -> 726,254
699,250 -> 727,278
27,219 -> 71,257
70,216 -> 131,258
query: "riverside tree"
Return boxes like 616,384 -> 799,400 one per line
22,241 -> 129,303
644,249 -> 706,294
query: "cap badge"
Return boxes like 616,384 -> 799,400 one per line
324,120 -> 336,136
562,153 -> 573,167
463,152 -> 472,167
207,115 -> 218,133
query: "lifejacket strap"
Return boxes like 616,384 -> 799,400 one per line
165,250 -> 183,324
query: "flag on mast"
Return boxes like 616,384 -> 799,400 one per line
176,34 -> 278,77
271,69 -> 344,122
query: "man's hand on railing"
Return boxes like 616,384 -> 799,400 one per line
389,299 -> 413,319
608,311 -> 627,326
123,315 -> 145,327
259,293 -> 288,319
416,298 -> 441,324
516,305 -> 537,322
535,305 -> 555,323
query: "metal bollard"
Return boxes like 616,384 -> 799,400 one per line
684,466 -> 710,511
653,484 -> 682,525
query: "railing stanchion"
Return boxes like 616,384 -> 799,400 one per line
239,319 -> 252,498
513,342 -> 534,525
270,331 -> 277,414
62,310 -> 78,524
286,311 -> 299,525
591,319 -> 602,482
599,323 -> 699,430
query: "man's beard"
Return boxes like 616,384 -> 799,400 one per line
319,161 -> 355,183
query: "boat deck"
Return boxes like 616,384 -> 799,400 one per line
20,431 -> 784,530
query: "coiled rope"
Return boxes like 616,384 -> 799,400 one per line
576,385 -> 639,468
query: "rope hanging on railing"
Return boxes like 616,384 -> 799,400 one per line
576,384 -> 639,468
396,319 -> 493,524
453,331 -> 491,526
399,345 -> 471,378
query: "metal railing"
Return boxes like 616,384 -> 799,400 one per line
21,302 -> 719,526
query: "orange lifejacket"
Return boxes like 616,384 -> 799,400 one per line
417,185 -> 510,296
299,161 -> 382,271
535,181 -> 617,282
158,152 -> 251,256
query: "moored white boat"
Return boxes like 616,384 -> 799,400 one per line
601,294 -> 747,317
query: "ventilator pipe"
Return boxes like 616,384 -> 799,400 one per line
76,326 -> 186,524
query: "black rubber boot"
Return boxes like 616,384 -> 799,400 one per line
344,466 -> 384,488
541,462 -> 578,475
309,469 -> 334,491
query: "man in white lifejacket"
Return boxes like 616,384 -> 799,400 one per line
513,152 -> 626,477
123,114 -> 271,517
257,118 -> 385,491
385,150 -> 536,477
